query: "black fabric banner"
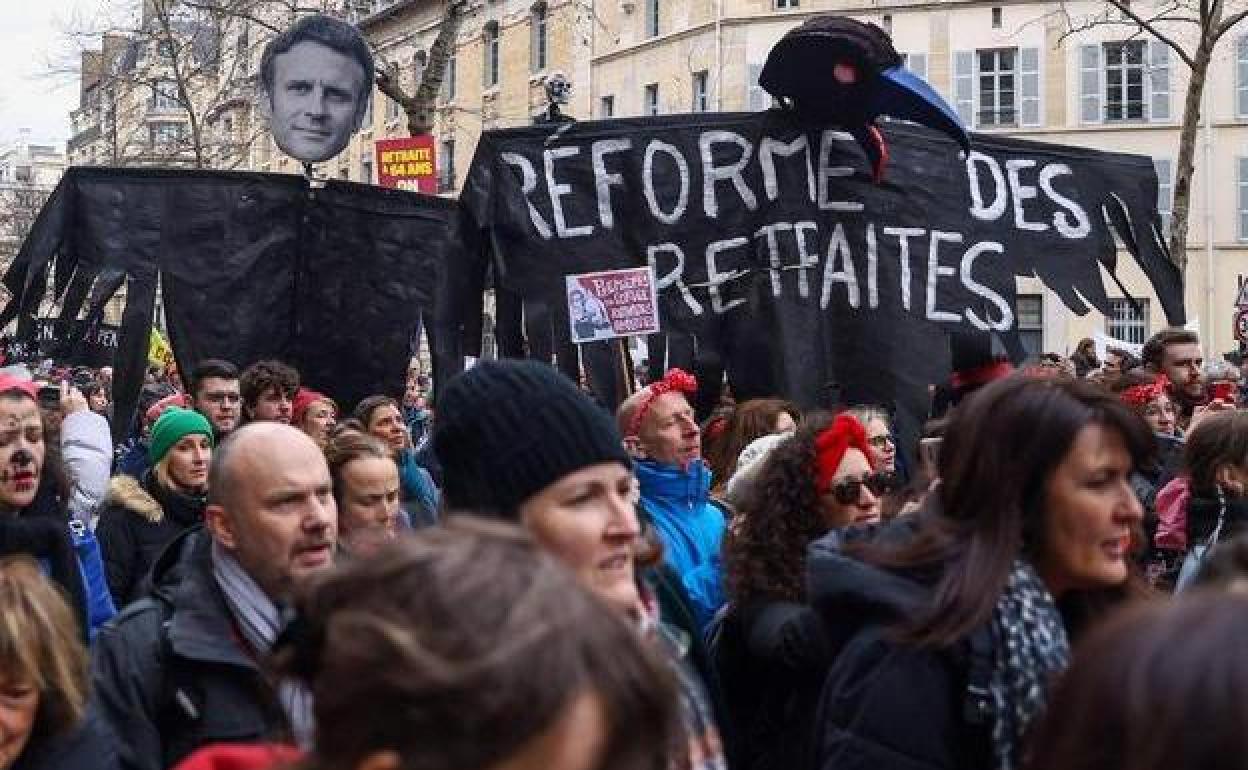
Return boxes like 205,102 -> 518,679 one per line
3,167 -> 462,442
460,113 -> 1185,422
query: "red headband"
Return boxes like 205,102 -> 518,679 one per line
628,368 -> 697,436
814,414 -> 874,492
1120,375 -> 1170,408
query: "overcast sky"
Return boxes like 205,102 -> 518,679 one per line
0,0 -> 115,146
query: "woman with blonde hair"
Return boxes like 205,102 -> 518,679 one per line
96,407 -> 212,605
0,556 -> 116,770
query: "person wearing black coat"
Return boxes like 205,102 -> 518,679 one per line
91,528 -> 292,770
713,413 -> 882,770
95,408 -> 211,607
811,378 -> 1151,770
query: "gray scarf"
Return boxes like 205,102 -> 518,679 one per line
211,541 -> 315,749
987,560 -> 1070,770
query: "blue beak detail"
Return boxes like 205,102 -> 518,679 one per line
872,66 -> 972,153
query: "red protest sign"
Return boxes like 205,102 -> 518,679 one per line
376,135 -> 436,193
565,267 -> 660,344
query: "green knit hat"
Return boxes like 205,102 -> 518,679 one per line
149,407 -> 214,465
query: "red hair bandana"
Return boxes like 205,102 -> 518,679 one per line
814,414 -> 873,492
1120,375 -> 1170,408
627,368 -> 698,436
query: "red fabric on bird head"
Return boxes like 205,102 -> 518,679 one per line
627,368 -> 698,437
813,413 -> 874,493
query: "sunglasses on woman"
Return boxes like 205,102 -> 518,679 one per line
827,472 -> 894,505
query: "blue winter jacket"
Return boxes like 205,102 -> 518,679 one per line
397,448 -> 439,526
635,459 -> 726,632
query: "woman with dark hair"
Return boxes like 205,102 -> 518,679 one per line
323,429 -> 409,556
0,557 -> 117,770
354,395 -> 438,525
433,359 -> 728,770
704,399 -> 799,497
173,522 -> 682,770
0,377 -> 113,639
1027,592 -> 1248,770
713,413 -> 885,770
1069,338 -> 1099,378
810,375 -> 1152,770
1153,410 -> 1248,590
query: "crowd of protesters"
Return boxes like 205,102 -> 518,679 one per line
1,326 -> 1248,770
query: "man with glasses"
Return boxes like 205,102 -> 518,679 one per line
189,359 -> 242,441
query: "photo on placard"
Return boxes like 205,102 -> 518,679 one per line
259,14 -> 375,164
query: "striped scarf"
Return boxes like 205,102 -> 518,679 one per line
211,540 -> 315,749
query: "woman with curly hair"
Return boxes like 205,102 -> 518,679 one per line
712,412 -> 887,770
704,399 -> 799,497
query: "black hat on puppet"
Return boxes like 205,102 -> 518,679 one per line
759,15 -> 971,182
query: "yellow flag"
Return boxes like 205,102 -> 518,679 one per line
149,329 -> 174,368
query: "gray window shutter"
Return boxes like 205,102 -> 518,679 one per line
954,50 -> 975,127
748,63 -> 766,110
1238,37 -> 1248,117
1080,44 -> 1103,124
1239,157 -> 1248,241
906,52 -> 928,82
1149,41 -> 1171,122
1020,47 -> 1041,126
1152,157 -> 1173,233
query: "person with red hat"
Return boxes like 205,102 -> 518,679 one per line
292,389 -> 336,450
715,412 -> 885,770
617,368 -> 727,632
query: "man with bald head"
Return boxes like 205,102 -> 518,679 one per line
92,423 -> 337,770
617,368 -> 726,631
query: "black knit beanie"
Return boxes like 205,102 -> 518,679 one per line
433,359 -> 631,517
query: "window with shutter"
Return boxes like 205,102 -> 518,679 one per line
1148,41 -> 1170,121
445,51 -> 456,101
644,83 -> 659,115
691,71 -> 709,112
903,52 -> 928,82
483,23 -> 500,88
748,63 -> 767,110
531,5 -> 548,72
977,48 -> 1017,127
1104,40 -> 1145,121
1239,158 -> 1248,241
1020,47 -> 1040,126
1153,158 -> 1173,233
645,0 -> 659,38
1079,44 -> 1102,124
1238,37 -> 1248,117
953,51 -> 975,126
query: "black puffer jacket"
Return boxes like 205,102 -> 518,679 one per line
90,528 -> 290,770
806,524 -> 993,770
95,472 -> 205,607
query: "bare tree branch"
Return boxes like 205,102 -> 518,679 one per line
1103,0 -> 1199,67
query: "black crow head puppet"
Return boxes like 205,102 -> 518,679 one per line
760,16 -> 971,182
